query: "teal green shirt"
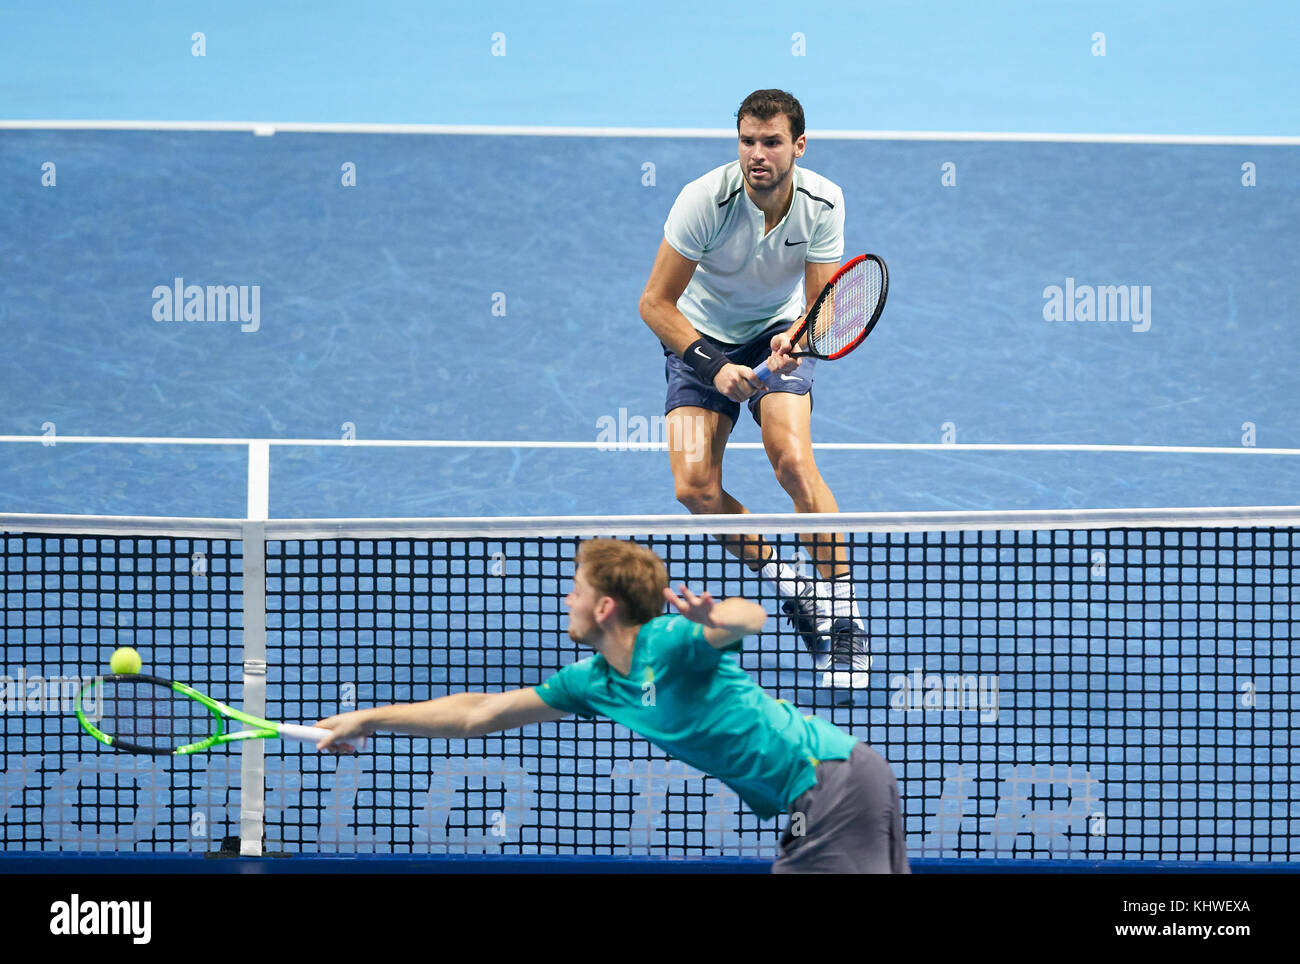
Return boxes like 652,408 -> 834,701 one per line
534,614 -> 857,819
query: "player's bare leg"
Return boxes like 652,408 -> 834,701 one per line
666,405 -> 807,606
759,391 -> 870,689
667,406 -> 766,561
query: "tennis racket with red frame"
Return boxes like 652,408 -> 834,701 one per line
753,253 -> 888,385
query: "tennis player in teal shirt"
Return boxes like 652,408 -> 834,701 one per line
316,539 -> 908,873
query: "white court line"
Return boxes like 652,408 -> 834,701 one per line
2,119 -> 1297,145
0,436 -> 1297,456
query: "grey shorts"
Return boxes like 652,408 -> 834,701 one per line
772,742 -> 911,874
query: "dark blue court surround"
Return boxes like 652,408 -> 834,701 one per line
2,853 -> 1293,874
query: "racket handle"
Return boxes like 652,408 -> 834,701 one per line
749,356 -> 808,391
279,723 -> 367,751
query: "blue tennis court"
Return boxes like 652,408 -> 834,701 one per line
2,1 -> 1297,879
3,131 -> 1299,516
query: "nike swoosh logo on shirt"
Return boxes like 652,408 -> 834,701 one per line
784,239 -> 808,246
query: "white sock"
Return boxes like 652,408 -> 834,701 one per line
826,573 -> 862,621
758,560 -> 806,600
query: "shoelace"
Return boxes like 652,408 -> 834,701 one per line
829,619 -> 865,657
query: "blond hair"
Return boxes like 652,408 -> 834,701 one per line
575,539 -> 669,625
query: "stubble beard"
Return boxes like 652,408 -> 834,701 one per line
745,160 -> 792,198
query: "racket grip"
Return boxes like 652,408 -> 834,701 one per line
279,723 -> 367,751
751,359 -> 773,384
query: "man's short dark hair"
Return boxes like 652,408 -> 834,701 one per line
736,89 -> 805,140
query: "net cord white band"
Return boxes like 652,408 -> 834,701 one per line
4,506 -> 1300,540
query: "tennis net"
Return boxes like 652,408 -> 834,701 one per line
2,508 -> 1296,864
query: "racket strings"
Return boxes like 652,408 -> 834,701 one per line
93,680 -> 213,752
810,260 -> 884,357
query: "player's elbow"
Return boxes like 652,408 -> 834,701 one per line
638,289 -> 658,324
461,710 -> 492,739
639,287 -> 677,328
460,694 -> 498,738
717,607 -> 766,649
723,598 -> 768,635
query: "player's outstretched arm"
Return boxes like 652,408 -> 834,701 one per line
314,688 -> 567,752
665,583 -> 767,649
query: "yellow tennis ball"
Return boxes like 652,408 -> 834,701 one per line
109,647 -> 143,675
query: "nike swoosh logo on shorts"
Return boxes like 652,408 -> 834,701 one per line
779,373 -> 800,381
784,239 -> 808,246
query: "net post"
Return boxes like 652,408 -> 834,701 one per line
238,521 -> 269,857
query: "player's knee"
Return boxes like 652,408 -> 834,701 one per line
675,480 -> 723,514
772,452 -> 819,499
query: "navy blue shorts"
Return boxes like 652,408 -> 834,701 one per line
663,323 -> 815,428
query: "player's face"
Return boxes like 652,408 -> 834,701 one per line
564,569 -> 604,646
738,114 -> 805,195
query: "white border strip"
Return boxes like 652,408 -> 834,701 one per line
237,521 -> 268,858
4,506 -> 1300,539
2,436 -> 1298,457
1,120 -> 1297,146
246,441 -> 269,521
261,506 -> 1300,539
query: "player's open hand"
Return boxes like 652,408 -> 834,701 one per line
713,363 -> 762,402
664,583 -> 717,626
313,712 -> 371,754
765,331 -> 801,375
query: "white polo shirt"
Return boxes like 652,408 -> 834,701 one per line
663,160 -> 845,344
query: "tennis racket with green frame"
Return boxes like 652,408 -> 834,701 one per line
75,674 -> 362,755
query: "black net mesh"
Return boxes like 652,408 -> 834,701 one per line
3,521 -> 1296,863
